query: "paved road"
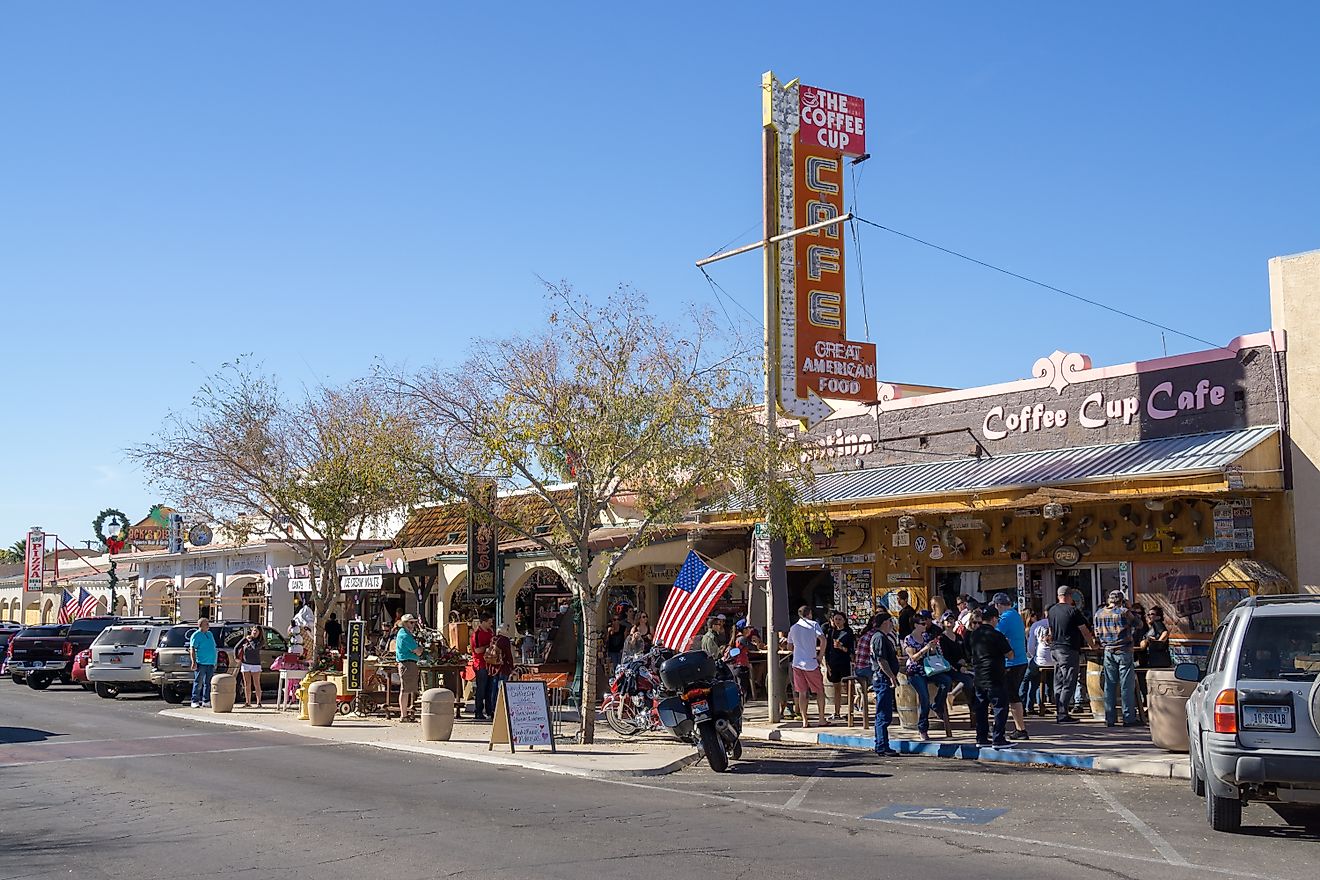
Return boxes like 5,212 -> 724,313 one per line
1,681 -> 1314,880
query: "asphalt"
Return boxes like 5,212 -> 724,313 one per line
2,680 -> 1316,880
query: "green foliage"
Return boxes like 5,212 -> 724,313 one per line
0,540 -> 25,564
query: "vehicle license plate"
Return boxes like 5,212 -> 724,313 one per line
110,656 -> 121,664
1242,705 -> 1292,730
691,699 -> 710,717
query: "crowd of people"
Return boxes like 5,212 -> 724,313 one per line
775,587 -> 1172,757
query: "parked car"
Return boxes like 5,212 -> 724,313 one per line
86,623 -> 173,699
0,622 -> 23,675
151,623 -> 287,703
71,649 -> 92,690
8,616 -> 165,689
1180,594 -> 1320,832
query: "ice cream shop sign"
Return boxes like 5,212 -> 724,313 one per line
982,377 -> 1230,441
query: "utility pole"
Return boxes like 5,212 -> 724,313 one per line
761,71 -> 782,724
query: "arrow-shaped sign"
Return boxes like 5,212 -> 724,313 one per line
769,79 -> 835,430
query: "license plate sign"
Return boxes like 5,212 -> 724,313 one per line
691,699 -> 710,716
1242,705 -> 1292,730
110,656 -> 121,664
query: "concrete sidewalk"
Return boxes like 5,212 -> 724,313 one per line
741,702 -> 1191,779
159,704 -> 699,778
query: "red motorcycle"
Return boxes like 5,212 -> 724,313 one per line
601,648 -> 667,736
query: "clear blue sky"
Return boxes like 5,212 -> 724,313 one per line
3,4 -> 1318,547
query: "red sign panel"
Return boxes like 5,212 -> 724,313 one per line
798,85 -> 866,156
25,529 -> 44,593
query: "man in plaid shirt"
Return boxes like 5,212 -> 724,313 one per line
1092,590 -> 1140,727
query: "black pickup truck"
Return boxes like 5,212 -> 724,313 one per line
9,617 -> 121,689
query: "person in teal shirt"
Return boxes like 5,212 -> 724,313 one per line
188,618 -> 219,708
394,615 -> 423,721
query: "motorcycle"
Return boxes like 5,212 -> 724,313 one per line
601,647 -> 668,736
656,648 -> 744,772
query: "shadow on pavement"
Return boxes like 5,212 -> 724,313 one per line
730,757 -> 890,780
0,726 -> 63,744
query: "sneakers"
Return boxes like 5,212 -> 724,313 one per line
190,702 -> 201,709
1056,716 -> 1080,724
991,739 -> 1013,749
874,747 -> 900,757
1007,728 -> 1031,741
202,702 -> 211,708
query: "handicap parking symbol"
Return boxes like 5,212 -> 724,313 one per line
863,804 -> 1006,825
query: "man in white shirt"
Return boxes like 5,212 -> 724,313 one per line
787,605 -> 826,728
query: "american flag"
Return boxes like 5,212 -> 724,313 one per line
653,551 -> 736,651
75,588 -> 98,619
57,590 -> 75,624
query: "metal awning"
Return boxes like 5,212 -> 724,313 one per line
805,426 -> 1279,506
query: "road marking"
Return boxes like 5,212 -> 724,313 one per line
586,773 -> 1269,880
866,805 -> 1006,825
0,740 -> 336,768
1083,775 -> 1190,866
783,749 -> 838,809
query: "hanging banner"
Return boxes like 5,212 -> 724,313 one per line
467,480 -> 499,599
346,619 -> 365,691
25,529 -> 44,593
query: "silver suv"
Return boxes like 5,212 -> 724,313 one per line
1178,594 -> 1320,832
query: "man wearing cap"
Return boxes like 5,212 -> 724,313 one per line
1093,591 -> 1141,727
992,593 -> 1031,740
395,614 -> 423,722
1047,586 -> 1097,724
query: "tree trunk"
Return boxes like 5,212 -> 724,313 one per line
577,584 -> 601,744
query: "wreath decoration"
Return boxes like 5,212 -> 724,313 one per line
92,508 -> 130,555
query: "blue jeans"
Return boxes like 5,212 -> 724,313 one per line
1103,649 -> 1138,725
475,668 -> 492,718
873,675 -> 895,750
1022,660 -> 1041,712
192,664 -> 215,704
973,682 -> 1010,745
906,670 -> 953,734
487,672 -> 506,716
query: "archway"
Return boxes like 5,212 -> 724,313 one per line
114,596 -> 129,616
95,597 -> 108,616
141,578 -> 171,619
221,573 -> 266,625
41,598 -> 54,624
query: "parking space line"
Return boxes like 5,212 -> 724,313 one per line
784,749 -> 839,809
586,774 -> 1270,880
1083,776 -> 1190,866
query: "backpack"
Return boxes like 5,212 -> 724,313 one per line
483,634 -> 503,666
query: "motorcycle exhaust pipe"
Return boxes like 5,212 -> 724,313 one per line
715,719 -> 732,733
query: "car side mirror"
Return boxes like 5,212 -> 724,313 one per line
1174,662 -> 1203,683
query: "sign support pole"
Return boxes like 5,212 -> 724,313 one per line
762,72 -> 782,725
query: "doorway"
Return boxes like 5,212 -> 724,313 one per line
1054,566 -> 1095,621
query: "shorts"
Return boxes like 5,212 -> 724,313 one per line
398,661 -> 420,692
792,666 -> 824,696
240,664 -> 262,674
1005,664 -> 1027,699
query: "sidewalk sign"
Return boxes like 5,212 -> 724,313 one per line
488,680 -> 555,753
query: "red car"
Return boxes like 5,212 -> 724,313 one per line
71,649 -> 93,690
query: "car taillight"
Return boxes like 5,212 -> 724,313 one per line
143,649 -> 155,665
62,641 -> 74,658
1214,689 -> 1238,734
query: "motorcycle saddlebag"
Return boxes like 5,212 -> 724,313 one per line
657,695 -> 690,730
658,650 -> 718,692
709,679 -> 742,715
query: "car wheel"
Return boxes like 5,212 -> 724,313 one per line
1271,804 -> 1320,830
94,682 -> 121,699
26,673 -> 51,690
11,673 -> 23,684
1206,788 -> 1243,833
161,685 -> 186,704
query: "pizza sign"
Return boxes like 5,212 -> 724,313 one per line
798,85 -> 866,156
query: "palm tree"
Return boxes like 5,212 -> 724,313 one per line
0,539 -> 26,564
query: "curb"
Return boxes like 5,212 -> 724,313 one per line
158,709 -> 701,779
742,724 -> 1190,780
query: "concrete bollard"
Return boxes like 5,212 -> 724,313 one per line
308,681 -> 338,727
420,688 -> 456,741
210,674 -> 237,713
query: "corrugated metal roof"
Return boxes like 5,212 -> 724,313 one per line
806,426 -> 1278,506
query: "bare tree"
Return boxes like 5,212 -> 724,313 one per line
382,283 -> 820,743
129,361 -> 422,661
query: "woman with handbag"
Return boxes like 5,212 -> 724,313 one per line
903,610 -> 955,741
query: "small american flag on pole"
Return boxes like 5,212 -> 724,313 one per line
75,588 -> 98,620
653,551 -> 736,651
57,590 -> 75,624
